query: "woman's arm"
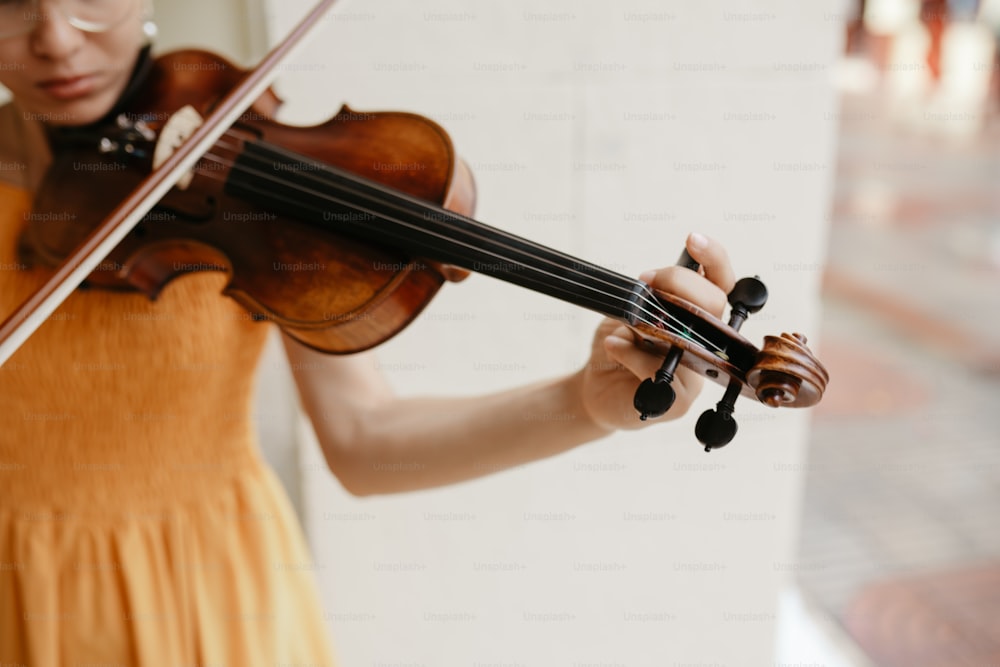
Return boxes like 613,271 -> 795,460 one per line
282,233 -> 735,496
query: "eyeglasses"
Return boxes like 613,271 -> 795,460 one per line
0,0 -> 137,41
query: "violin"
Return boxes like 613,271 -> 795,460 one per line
2,2 -> 828,452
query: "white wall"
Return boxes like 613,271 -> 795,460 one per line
152,0 -> 269,63
259,1 -> 842,665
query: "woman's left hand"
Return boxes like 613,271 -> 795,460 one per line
576,233 -> 736,431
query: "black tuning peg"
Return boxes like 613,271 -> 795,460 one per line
690,277 -> 767,452
727,276 -> 767,332
677,247 -> 700,272
695,381 -> 741,452
676,251 -> 767,334
633,347 -> 683,421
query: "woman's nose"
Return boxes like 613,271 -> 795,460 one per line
29,1 -> 86,60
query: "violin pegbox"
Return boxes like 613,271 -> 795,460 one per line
633,249 -> 828,452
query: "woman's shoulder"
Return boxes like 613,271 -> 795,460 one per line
0,100 -> 50,193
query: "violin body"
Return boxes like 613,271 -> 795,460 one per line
24,50 -> 475,353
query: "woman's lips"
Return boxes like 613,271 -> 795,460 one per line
36,73 -> 98,100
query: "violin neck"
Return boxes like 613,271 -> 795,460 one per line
225,139 -> 656,326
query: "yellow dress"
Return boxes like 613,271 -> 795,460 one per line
0,107 -> 336,665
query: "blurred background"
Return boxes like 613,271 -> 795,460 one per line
790,0 -> 1000,665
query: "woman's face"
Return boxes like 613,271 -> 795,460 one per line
0,0 -> 146,126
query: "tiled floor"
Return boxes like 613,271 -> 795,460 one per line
794,83 -> 1000,655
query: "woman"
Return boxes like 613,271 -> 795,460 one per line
0,0 -> 736,664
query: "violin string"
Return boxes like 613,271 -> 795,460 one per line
109,125 -> 702,347
207,137 -> 637,292
207,131 -> 652,302
176,141 -> 724,354
190,151 -> 656,321
230,142 -> 730,356
207,130 -> 671,316
188,148 -> 725,355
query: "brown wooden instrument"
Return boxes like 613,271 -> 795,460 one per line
5,14 -> 828,451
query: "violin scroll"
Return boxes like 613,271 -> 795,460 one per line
747,333 -> 828,408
